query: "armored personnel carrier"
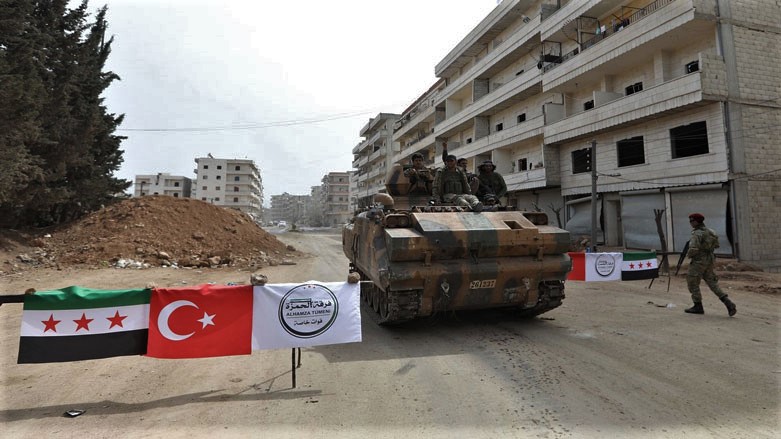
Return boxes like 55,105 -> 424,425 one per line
342,163 -> 572,325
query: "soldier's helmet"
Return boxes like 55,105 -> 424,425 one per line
479,160 -> 496,171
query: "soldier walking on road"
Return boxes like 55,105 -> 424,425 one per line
684,213 -> 737,316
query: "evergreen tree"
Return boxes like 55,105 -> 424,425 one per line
0,0 -> 129,227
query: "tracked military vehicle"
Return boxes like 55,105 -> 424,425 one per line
342,163 -> 572,325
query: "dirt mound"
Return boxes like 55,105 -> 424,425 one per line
25,196 -> 292,269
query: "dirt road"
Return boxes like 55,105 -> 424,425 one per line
1,231 -> 778,438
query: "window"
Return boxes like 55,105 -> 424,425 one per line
495,123 -> 503,132
215,186 -> 220,190
571,148 -> 592,174
216,175 -> 221,180
625,82 -> 643,95
217,165 -> 222,170
235,165 -> 241,171
466,137 -> 472,144
518,158 -> 528,171
214,197 -> 220,201
173,193 -> 179,198
517,113 -> 526,123
202,186 -> 207,190
234,176 -> 240,181
174,182 -> 180,187
201,197 -> 207,201
233,197 -> 239,202
671,121 -> 708,158
583,100 -> 594,111
202,175 -> 208,179
686,61 -> 699,73
153,192 -> 159,195
234,186 -> 239,192
203,165 -> 208,169
617,136 -> 645,167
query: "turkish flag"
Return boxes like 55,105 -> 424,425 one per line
147,284 -> 253,359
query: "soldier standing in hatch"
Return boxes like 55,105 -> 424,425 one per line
684,213 -> 737,316
403,152 -> 434,195
432,155 -> 483,212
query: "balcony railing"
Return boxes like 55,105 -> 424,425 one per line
542,0 -> 675,73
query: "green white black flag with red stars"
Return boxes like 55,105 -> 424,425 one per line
18,286 -> 150,363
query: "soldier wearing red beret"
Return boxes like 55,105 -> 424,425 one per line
684,213 -> 737,316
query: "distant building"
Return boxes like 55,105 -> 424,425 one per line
133,173 -> 191,198
269,192 -> 310,226
307,185 -> 325,226
322,172 -> 351,226
193,157 -> 263,221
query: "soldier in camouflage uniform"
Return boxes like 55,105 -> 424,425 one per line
432,155 -> 483,212
684,213 -> 737,316
403,152 -> 434,195
476,160 -> 507,204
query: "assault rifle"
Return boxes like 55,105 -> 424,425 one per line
665,241 -> 690,292
674,241 -> 690,276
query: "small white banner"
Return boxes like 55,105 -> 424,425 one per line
584,252 -> 624,282
251,281 -> 361,350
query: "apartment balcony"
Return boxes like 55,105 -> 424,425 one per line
540,0 -> 624,41
367,147 -> 385,164
438,15 -> 542,103
352,154 -> 369,169
436,68 -> 542,138
367,167 -> 383,180
504,167 -> 555,192
393,131 -> 436,164
393,103 -> 435,139
542,0 -> 716,91
544,60 -> 727,144
436,0 -> 538,78
456,114 -> 544,159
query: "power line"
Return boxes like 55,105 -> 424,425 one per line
116,110 -> 377,132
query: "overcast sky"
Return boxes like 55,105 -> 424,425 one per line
95,0 -> 499,204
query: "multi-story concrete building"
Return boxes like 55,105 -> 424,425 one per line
268,193 -> 310,226
392,80 -> 446,167
385,0 -> 781,271
193,156 -> 263,222
133,173 -> 192,198
322,172 -> 351,227
307,185 -> 325,226
351,113 -> 400,208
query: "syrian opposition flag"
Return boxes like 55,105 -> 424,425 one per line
567,252 -> 623,282
621,251 -> 659,280
18,286 -> 150,364
147,284 -> 253,359
252,281 -> 361,350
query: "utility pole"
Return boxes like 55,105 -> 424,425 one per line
590,139 -> 597,252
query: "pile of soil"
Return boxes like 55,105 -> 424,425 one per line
2,196 -> 294,272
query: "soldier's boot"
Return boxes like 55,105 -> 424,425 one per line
720,296 -> 737,317
684,302 -> 704,314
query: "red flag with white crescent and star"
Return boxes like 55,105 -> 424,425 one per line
147,284 -> 253,359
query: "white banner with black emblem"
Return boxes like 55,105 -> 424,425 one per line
251,281 -> 361,350
585,252 -> 624,282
